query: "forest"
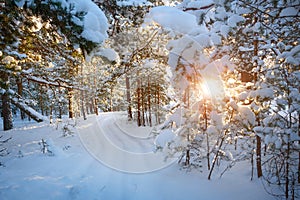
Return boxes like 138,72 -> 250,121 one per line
0,0 -> 299,199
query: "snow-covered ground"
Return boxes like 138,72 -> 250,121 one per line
0,112 -> 274,200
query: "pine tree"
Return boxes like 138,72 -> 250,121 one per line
0,0 -> 108,128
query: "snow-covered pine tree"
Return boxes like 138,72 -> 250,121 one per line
248,0 -> 300,198
0,0 -> 108,129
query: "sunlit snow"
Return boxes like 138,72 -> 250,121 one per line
0,113 -> 274,200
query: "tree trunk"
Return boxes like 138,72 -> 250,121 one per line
110,87 -> 113,112
39,86 -> 45,116
204,101 -> 210,170
85,91 -> 90,114
256,135 -> 263,178
156,84 -> 160,125
255,107 -> 263,179
68,88 -> 74,118
147,77 -> 152,127
253,17 -> 263,179
208,135 -> 225,180
81,90 -> 87,120
93,63 -> 99,115
137,77 -> 141,127
184,87 -> 190,166
141,87 -> 145,126
1,71 -> 13,131
16,77 -> 26,120
126,76 -> 132,120
251,138 -> 255,181
49,103 -> 53,124
2,91 -> 13,131
58,87 -> 62,119
94,98 -> 98,115
285,136 -> 290,200
90,98 -> 94,114
185,149 -> 190,165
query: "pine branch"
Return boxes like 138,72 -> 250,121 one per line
182,4 -> 215,12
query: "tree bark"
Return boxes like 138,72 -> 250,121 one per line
94,98 -> 98,115
68,88 -> 74,118
141,86 -> 145,126
16,77 -> 26,120
156,84 -> 160,125
137,76 -> 141,127
126,76 -> 133,120
253,15 -> 263,179
80,90 -> 87,120
58,87 -> 63,119
110,87 -> 113,112
1,71 -> 13,131
39,86 -> 45,116
285,136 -> 290,199
2,91 -> 13,131
204,101 -> 210,170
256,135 -> 263,178
147,77 -> 152,127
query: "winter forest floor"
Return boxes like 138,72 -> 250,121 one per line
0,112 -> 275,200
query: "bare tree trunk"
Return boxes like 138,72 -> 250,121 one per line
208,134 -> 225,180
147,77 -> 152,127
204,101 -> 210,170
92,64 -> 98,115
17,77 -> 26,120
85,91 -> 90,114
253,17 -> 263,179
126,76 -> 132,120
285,136 -> 290,200
184,87 -> 190,166
251,138 -> 255,181
79,64 -> 86,120
68,88 -> 74,118
156,84 -> 160,124
110,87 -> 113,112
137,75 -> 141,127
2,91 -> 13,131
155,84 -> 158,125
141,86 -> 145,126
255,114 -> 263,179
56,86 -> 63,119
89,98 -> 94,114
49,103 -> 53,124
185,149 -> 190,165
94,98 -> 99,115
81,90 -> 87,120
256,135 -> 263,178
39,86 -> 45,116
1,72 -> 13,131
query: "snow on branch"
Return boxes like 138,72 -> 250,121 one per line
182,3 -> 215,11
22,74 -> 87,92
10,96 -> 47,123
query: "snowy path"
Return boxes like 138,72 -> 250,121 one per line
77,112 -> 177,173
0,113 -> 275,200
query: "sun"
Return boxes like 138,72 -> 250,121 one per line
200,78 -> 225,100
